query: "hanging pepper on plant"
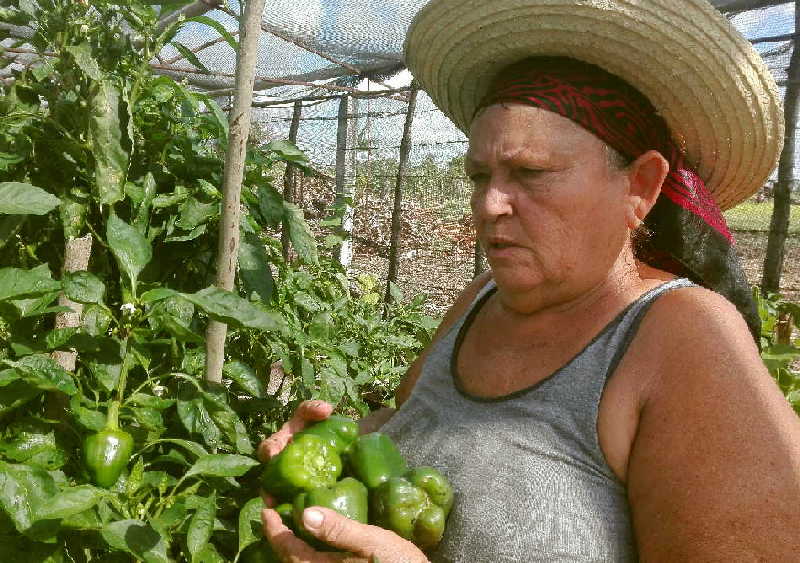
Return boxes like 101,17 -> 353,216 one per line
83,400 -> 134,488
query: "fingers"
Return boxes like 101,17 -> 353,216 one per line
257,400 -> 333,462
300,507 -> 428,563
260,489 -> 276,508
262,508 -> 318,562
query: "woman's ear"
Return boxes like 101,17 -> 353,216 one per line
624,150 -> 669,229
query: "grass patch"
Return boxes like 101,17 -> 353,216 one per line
724,201 -> 800,234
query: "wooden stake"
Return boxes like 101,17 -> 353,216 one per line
282,100 -> 302,262
52,234 -> 93,372
761,1 -> 800,295
204,0 -> 268,384
384,85 -> 419,313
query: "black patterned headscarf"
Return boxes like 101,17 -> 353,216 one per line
477,57 -> 759,340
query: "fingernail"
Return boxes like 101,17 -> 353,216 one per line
303,508 -> 324,530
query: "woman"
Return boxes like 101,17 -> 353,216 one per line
260,1 -> 800,561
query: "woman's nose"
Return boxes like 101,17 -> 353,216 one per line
473,180 -> 513,219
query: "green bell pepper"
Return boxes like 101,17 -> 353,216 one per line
275,502 -> 294,529
370,466 -> 454,551
83,401 -> 134,488
260,433 -> 342,501
346,432 -> 407,489
296,415 -> 359,454
293,477 -> 368,549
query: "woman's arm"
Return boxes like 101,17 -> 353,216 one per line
626,287 -> 800,560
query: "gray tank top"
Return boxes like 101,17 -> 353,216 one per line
381,278 -> 695,562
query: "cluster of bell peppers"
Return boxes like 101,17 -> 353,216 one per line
260,415 -> 453,552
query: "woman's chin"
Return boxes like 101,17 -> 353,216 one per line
489,265 -> 545,294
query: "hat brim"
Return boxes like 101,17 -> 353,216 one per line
403,0 -> 784,210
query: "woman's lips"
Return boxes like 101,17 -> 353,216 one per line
485,239 -> 523,258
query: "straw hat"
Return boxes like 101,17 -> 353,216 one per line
403,0 -> 784,210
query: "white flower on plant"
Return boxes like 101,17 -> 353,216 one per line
121,303 -> 136,315
79,24 -> 89,34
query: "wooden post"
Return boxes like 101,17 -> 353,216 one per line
281,100 -> 302,263
52,234 -> 93,372
384,85 -> 419,312
333,95 -> 350,266
204,0 -> 267,384
338,96 -> 359,268
761,1 -> 800,295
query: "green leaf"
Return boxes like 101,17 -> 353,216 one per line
140,287 -> 180,303
87,360 -> 122,393
145,438 -> 208,459
223,361 -> 265,398
189,15 -> 239,50
70,395 -> 106,432
177,197 -> 217,231
82,303 -> 113,337
283,203 -> 318,265
3,355 -> 77,395
101,520 -> 169,563
0,266 -> 60,302
45,327 -> 79,350
265,140 -> 309,164
239,232 -> 274,303
165,224 -> 206,242
0,381 -> 43,415
132,407 -> 164,431
0,215 -> 27,250
60,197 -> 88,240
237,497 -> 264,554
126,458 -> 145,497
156,313 -> 204,343
0,461 -> 58,538
184,287 -> 286,333
152,186 -> 189,209
0,418 -> 66,470
171,41 -> 211,73
62,271 -> 105,304
35,485 -> 106,520
150,499 -> 187,536
187,492 -> 216,561
89,81 -> 128,205
257,185 -> 284,227
186,454 -> 258,478
195,93 -> 229,140
65,43 -> 102,80
177,388 -> 221,448
106,213 -> 152,295
203,393 -> 253,454
128,392 -> 175,410
0,182 -> 60,215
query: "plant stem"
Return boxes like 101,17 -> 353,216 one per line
115,337 -> 131,404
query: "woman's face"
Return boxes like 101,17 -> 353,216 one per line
466,103 -> 632,299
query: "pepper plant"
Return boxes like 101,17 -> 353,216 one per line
0,1 -> 436,561
755,289 -> 800,414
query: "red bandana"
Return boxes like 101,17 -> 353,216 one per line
478,57 -> 732,241
475,57 -> 760,341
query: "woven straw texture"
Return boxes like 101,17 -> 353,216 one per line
403,0 -> 785,210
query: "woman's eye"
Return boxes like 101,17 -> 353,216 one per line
468,173 -> 488,184
518,167 -> 543,177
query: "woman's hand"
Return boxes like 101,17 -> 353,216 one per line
262,506 -> 429,563
257,400 -> 334,464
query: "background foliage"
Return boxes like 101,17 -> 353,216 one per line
0,1 -> 435,561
